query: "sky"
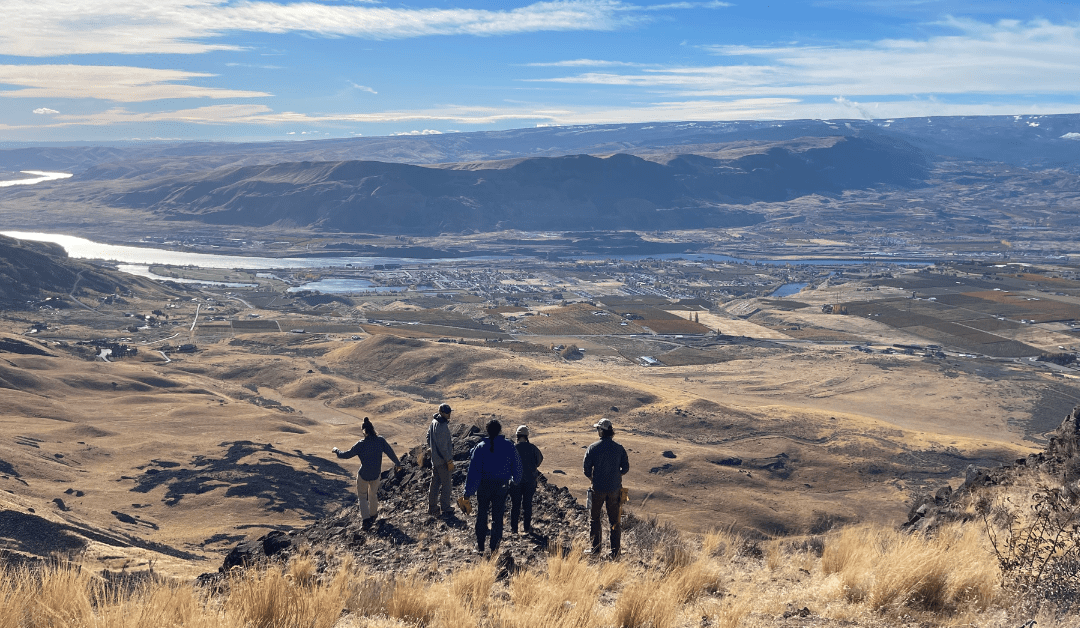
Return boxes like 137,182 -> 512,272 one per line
2,0 -> 1079,143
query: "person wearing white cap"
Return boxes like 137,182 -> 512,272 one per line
583,417 -> 629,558
510,425 -> 543,534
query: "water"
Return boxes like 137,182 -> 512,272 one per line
0,171 -> 72,187
1,231 -> 934,271
769,282 -> 809,297
118,264 -> 257,288
0,231 -> 494,270
287,279 -> 406,294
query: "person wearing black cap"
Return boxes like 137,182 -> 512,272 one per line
583,417 -> 629,558
509,424 -> 543,534
427,403 -> 454,517
332,417 -> 400,530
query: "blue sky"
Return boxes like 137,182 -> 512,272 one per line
2,0 -> 1079,142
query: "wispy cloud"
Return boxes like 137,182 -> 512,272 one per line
350,82 -> 378,94
641,1 -> 730,9
0,65 -> 270,101
0,0 -> 669,57
526,59 -> 651,67
532,18 -> 1080,97
8,97 -> 1080,135
32,107 -> 59,114
391,129 -> 444,135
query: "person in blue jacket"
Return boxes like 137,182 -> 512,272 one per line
464,419 -> 522,554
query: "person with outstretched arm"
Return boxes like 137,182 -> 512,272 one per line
583,417 -> 629,559
427,403 -> 455,517
463,420 -> 522,554
332,417 -> 400,530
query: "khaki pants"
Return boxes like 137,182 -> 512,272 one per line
356,476 -> 380,520
428,462 -> 453,516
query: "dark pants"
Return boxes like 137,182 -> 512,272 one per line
590,489 -> 622,557
509,480 -> 537,532
476,479 -> 509,552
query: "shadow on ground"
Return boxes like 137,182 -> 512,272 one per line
130,441 -> 352,517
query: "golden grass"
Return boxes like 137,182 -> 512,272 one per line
3,517 -> 1080,628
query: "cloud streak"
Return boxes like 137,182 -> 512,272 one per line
533,19 -> 1080,97
0,65 -> 270,102
0,0 -> 673,56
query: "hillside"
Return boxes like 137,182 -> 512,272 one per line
89,137 -> 922,234
0,234 -> 160,308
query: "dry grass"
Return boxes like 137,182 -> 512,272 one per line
4,517 -> 1080,628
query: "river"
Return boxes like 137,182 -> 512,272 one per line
1,231 -> 931,271
0,172 -> 73,187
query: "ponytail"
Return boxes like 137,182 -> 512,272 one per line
362,417 -> 376,437
486,419 -> 502,452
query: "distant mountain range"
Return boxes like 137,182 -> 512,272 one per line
0,114 -> 1076,235
87,136 -> 919,234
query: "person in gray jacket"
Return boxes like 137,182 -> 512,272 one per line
427,403 -> 454,517
333,417 -> 400,530
583,417 -> 629,558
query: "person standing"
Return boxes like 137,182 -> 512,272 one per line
463,420 -> 522,554
332,417 -> 400,531
583,417 -> 629,558
509,424 -> 543,534
427,403 -> 454,517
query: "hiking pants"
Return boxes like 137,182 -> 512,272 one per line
476,479 -> 510,552
509,480 -> 537,532
428,462 -> 453,516
590,489 -> 622,557
356,476 -> 379,520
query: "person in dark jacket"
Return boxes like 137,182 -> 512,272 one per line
427,403 -> 454,517
583,417 -> 629,558
464,420 -> 522,554
509,424 -> 543,534
333,417 -> 400,530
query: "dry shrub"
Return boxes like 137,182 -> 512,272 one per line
225,564 -> 347,628
450,560 -> 496,612
821,523 -> 999,614
613,578 -> 677,628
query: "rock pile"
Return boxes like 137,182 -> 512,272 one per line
210,423 -> 589,581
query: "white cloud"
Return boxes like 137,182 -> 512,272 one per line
8,98 -> 1080,134
350,82 -> 378,94
527,59 -> 650,67
32,107 -> 59,114
533,19 -> 1080,97
0,65 -> 270,102
1062,132 -> 1080,140
641,1 -> 730,9
0,0 -> 664,56
391,129 -> 444,135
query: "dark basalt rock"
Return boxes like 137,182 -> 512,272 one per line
212,423 -> 590,580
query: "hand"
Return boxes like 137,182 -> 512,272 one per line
332,447 -> 339,454
395,465 -> 402,472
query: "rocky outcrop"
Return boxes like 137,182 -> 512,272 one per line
904,405 -> 1080,532
208,424 -> 589,582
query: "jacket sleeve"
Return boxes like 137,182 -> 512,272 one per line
336,441 -> 362,459
535,445 -> 544,468
383,438 -> 400,466
583,445 -> 594,479
464,445 -> 481,497
620,445 -> 629,475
